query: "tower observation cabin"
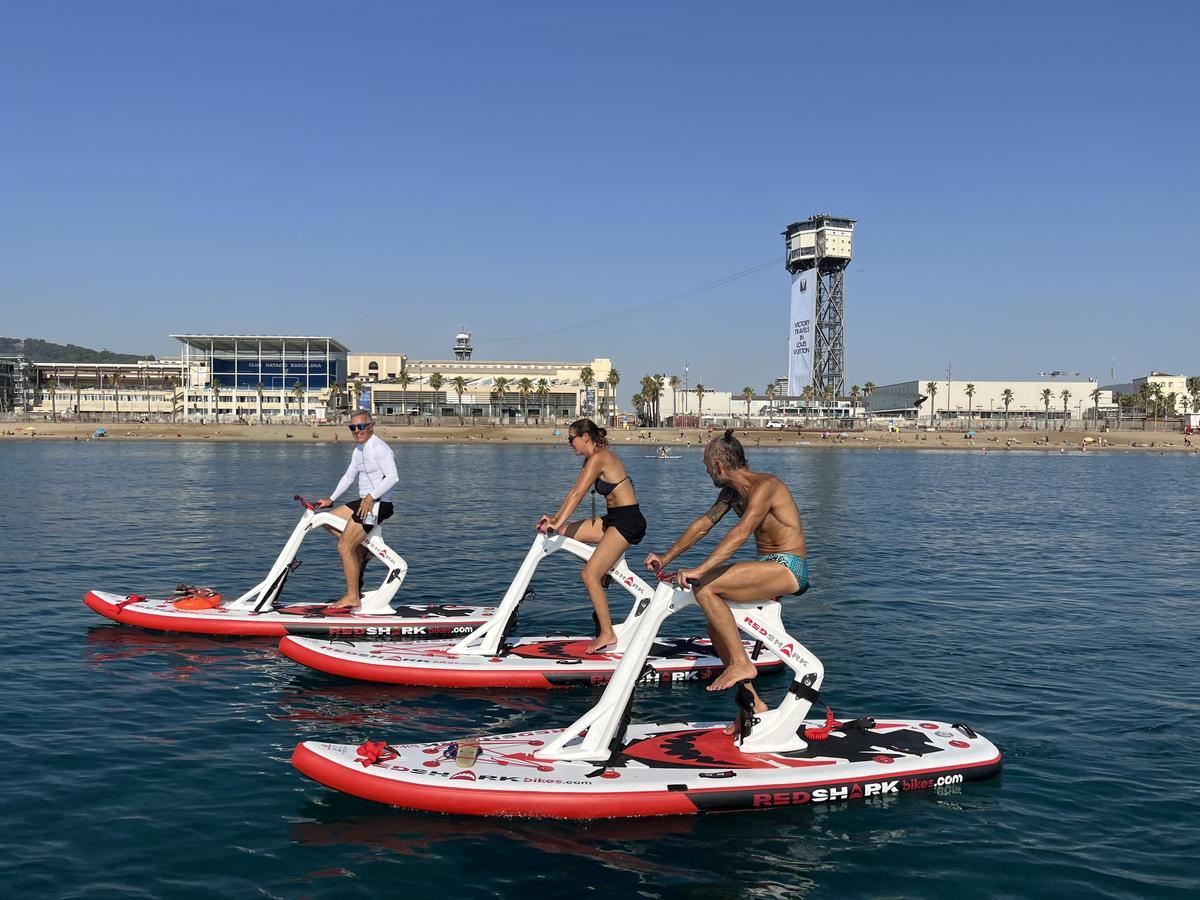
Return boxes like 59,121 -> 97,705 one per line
783,215 -> 855,397
453,329 -> 474,361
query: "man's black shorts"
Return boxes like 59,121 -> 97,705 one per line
340,498 -> 394,532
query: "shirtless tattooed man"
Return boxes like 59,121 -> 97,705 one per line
644,430 -> 808,722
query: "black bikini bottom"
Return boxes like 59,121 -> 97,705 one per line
601,504 -> 647,545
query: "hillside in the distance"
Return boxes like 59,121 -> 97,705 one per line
0,337 -> 155,363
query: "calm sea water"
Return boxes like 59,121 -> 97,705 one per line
1,440 -> 1196,898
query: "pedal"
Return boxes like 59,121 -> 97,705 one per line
734,682 -> 759,742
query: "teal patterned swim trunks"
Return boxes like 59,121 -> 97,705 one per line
756,553 -> 809,596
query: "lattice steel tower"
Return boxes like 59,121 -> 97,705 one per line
783,215 -> 856,397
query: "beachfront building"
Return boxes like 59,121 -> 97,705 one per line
345,352 -> 615,423
869,378 -> 1115,427
173,335 -> 348,422
27,360 -> 183,420
1132,372 -> 1191,413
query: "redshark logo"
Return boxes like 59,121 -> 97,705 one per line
450,770 -> 477,781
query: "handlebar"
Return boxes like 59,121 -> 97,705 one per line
294,495 -> 317,511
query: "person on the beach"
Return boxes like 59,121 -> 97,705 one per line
644,429 -> 807,722
315,411 -> 398,608
537,418 -> 647,653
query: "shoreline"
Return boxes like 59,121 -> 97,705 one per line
1,421 -> 1195,453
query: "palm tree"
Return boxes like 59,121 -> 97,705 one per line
74,367 -> 82,420
1090,387 -> 1101,430
397,371 -> 413,421
1040,388 -> 1053,430
142,368 -> 152,420
579,366 -> 595,417
49,376 -> 60,422
110,371 -> 123,421
517,377 -> 533,425
801,384 -> 814,425
863,381 -> 875,418
350,379 -> 364,416
254,381 -> 265,424
292,379 -> 306,422
607,369 -> 621,426
965,383 -> 976,428
451,376 -> 468,424
653,375 -> 665,428
925,382 -> 938,428
209,376 -> 220,424
694,384 -> 707,424
850,385 -> 861,422
1060,389 -> 1072,428
168,375 -> 179,423
1150,384 -> 1165,430
764,382 -> 777,417
742,387 -> 754,427
1187,376 -> 1200,417
668,375 -> 680,423
536,378 -> 550,424
429,372 -> 445,421
492,376 -> 510,421
640,375 -> 656,427
632,391 -> 645,423
1001,388 -> 1014,427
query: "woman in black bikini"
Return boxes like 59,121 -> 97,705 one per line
537,418 -> 647,654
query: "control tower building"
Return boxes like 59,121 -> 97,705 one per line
782,215 -> 855,397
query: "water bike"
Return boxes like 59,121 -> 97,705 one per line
83,496 -> 492,637
278,531 -> 781,688
292,573 -> 1001,818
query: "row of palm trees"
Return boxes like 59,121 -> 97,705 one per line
921,382 -> 1113,430
622,376 -> 885,427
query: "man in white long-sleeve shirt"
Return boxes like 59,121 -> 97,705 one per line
316,411 -> 399,608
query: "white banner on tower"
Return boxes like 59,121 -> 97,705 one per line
788,271 -> 815,396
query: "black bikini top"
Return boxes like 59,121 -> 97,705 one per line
593,474 -> 631,496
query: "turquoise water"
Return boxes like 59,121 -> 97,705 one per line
1,441 -> 1196,898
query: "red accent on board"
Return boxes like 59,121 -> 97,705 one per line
354,741 -> 398,767
803,707 -> 841,741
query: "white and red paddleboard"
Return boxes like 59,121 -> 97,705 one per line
84,590 -> 492,638
292,718 -> 1002,818
278,633 -> 782,688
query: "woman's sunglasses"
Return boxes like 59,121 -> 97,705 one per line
566,434 -> 578,444
348,422 -> 372,432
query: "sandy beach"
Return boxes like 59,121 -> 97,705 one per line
2,420 -> 1194,453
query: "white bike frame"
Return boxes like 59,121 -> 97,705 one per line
449,532 -> 656,657
534,579 -> 824,760
226,505 -> 408,615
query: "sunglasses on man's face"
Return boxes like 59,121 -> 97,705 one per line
348,422 -> 372,432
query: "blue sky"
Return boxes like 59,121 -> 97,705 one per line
2,1 -> 1196,398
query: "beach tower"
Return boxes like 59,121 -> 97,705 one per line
782,215 -> 855,397
452,328 -> 473,360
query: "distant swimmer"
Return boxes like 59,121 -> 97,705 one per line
644,429 -> 808,724
537,419 -> 647,654
315,411 -> 398,608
